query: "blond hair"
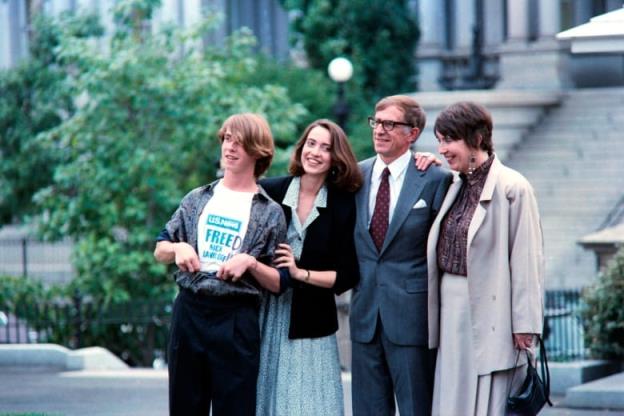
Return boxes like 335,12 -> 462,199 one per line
218,113 -> 274,178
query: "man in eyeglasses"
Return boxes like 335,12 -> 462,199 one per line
350,95 -> 452,416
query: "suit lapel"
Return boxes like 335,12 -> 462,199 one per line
357,159 -> 378,253
379,163 -> 425,255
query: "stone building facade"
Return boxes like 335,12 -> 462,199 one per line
0,0 -> 289,69
415,0 -> 624,91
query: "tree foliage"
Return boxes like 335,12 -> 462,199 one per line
582,247 -> 624,359
2,0 -> 351,365
0,13 -> 102,225
281,0 -> 420,100
32,0 -> 306,309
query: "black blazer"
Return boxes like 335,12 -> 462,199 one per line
259,176 -> 360,339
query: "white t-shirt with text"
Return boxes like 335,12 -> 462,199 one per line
197,180 -> 254,273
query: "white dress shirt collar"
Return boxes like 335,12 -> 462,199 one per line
372,149 -> 412,181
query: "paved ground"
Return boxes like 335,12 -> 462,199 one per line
1,367 -> 623,416
0,367 -> 168,416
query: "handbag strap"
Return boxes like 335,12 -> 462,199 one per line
537,335 -> 553,406
506,347 -> 531,399
506,336 -> 553,407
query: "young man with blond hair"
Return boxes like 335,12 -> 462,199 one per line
154,113 -> 287,416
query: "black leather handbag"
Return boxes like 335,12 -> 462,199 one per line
507,336 -> 553,415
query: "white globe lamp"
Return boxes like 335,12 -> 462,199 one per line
327,57 -> 353,83
327,57 -> 353,129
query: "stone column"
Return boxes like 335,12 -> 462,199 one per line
538,0 -> 561,42
454,0 -> 475,50
0,1 -> 10,68
269,0 -> 289,59
415,0 -> 446,91
417,0 -> 445,51
497,0 -> 570,89
506,0 -> 529,44
7,0 -> 27,67
257,0 -> 273,55
483,0 -> 505,47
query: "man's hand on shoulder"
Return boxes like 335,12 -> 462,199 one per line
413,152 -> 442,171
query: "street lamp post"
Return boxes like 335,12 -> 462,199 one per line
327,57 -> 353,130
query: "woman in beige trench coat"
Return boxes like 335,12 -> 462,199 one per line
426,101 -> 545,416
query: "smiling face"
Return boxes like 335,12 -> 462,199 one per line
300,125 -> 332,178
435,131 -> 473,174
220,128 -> 257,177
372,105 -> 417,164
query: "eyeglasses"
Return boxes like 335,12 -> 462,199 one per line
368,117 -> 413,132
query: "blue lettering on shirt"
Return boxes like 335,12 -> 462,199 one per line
206,215 -> 241,232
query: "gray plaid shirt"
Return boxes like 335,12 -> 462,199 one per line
162,179 -> 287,299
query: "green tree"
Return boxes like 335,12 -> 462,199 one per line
35,0 -> 305,304
27,0 -> 305,364
582,247 -> 624,359
282,0 -> 420,99
0,13 -> 102,225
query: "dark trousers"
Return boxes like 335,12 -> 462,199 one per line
351,316 -> 436,416
168,290 -> 260,416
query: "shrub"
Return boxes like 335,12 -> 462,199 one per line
582,246 -> 624,359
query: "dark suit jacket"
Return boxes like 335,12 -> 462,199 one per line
260,176 -> 360,339
350,158 -> 452,346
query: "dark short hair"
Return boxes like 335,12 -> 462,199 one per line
289,119 -> 363,193
433,101 -> 494,154
375,95 -> 426,133
218,113 -> 274,178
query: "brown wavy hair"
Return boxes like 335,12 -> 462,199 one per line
288,119 -> 363,192
218,113 -> 274,178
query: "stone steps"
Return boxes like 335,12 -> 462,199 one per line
562,371 -> 624,410
506,87 -> 624,289
411,88 -> 624,289
519,141 -> 622,151
412,89 -> 562,163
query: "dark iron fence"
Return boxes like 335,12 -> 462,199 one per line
543,289 -> 586,361
0,296 -> 172,367
0,238 -> 74,284
1,287 -> 588,365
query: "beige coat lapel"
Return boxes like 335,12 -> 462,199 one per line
466,157 -> 502,251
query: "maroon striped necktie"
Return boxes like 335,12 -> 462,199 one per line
369,167 -> 390,252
